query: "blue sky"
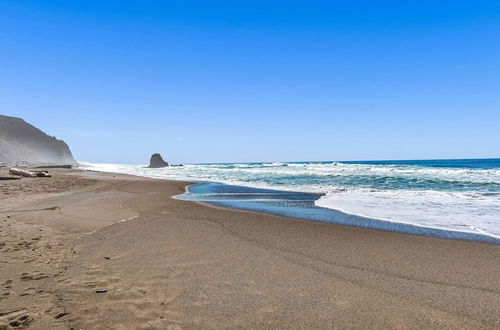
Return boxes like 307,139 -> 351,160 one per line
1,1 -> 499,163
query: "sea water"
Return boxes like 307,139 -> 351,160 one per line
82,158 -> 500,242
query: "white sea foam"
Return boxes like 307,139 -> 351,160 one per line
79,161 -> 500,238
315,189 -> 500,238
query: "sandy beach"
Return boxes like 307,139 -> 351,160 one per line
0,169 -> 499,329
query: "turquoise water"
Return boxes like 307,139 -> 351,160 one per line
84,158 -> 500,241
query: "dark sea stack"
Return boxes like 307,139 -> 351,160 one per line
0,115 -> 77,165
148,153 -> 169,168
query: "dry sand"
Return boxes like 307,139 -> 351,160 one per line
0,169 -> 499,329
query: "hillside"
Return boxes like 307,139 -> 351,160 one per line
0,115 -> 76,165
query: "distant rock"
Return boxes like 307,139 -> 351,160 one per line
0,115 -> 77,166
148,153 -> 169,168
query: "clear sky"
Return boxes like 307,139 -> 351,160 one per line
1,1 -> 499,164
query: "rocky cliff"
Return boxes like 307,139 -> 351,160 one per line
0,115 -> 76,165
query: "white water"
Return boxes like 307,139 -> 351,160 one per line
315,189 -> 500,238
79,161 -> 500,238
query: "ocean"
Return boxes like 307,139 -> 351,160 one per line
82,158 -> 500,243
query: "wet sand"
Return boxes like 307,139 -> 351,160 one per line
0,169 -> 499,329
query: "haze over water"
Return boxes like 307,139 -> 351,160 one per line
84,158 -> 500,239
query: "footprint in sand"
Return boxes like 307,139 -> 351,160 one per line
54,312 -> 68,319
0,309 -> 33,328
19,288 -> 37,297
20,272 -> 48,281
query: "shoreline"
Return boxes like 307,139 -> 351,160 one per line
175,181 -> 500,244
1,169 -> 499,328
82,161 -> 500,243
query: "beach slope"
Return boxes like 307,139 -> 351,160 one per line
0,170 -> 499,329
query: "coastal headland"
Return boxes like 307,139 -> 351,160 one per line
0,169 -> 499,329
